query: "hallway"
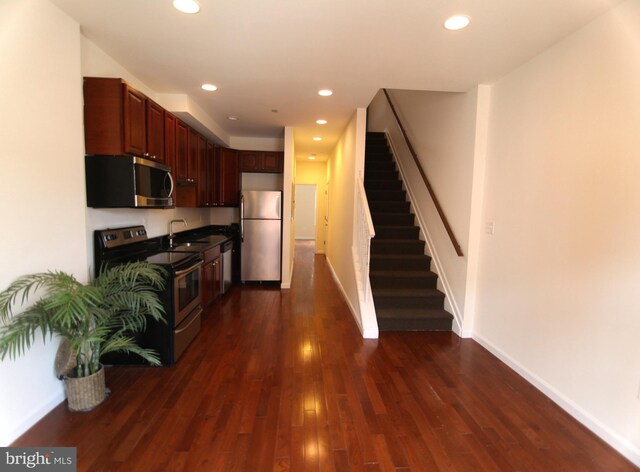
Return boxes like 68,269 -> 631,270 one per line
14,242 -> 635,471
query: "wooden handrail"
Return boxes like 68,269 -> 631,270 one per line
383,88 -> 463,256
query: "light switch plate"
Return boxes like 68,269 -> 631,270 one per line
485,221 -> 495,235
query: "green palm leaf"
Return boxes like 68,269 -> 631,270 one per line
0,262 -> 167,376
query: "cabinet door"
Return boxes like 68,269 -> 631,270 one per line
164,112 -> 176,174
219,148 -> 239,207
202,261 -> 214,308
188,128 -> 199,183
212,257 -> 221,301
146,100 -> 165,162
175,120 -> 189,181
239,151 -> 262,171
123,84 -> 146,156
83,77 -> 125,155
207,142 -> 218,207
197,135 -> 209,206
262,151 -> 284,173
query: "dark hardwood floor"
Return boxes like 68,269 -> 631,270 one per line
13,241 -> 636,471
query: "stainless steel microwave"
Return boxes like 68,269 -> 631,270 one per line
85,155 -> 174,208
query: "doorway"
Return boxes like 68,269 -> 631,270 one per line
294,184 -> 316,241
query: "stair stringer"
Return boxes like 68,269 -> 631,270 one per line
384,130 -> 463,334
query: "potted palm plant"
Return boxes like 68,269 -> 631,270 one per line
0,262 -> 166,411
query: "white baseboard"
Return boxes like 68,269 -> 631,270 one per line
1,391 -> 65,446
473,332 -> 640,468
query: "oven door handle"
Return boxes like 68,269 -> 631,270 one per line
174,260 -> 203,277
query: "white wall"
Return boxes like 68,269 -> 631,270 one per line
0,0 -> 87,445
475,0 -> 640,463
326,109 -> 377,336
367,88 -> 481,331
230,136 -> 284,152
280,127 -> 295,289
294,184 -> 317,239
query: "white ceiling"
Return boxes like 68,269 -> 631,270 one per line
51,0 -> 621,160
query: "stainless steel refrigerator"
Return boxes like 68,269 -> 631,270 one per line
240,190 -> 282,282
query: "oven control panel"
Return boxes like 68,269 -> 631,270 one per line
97,225 -> 148,249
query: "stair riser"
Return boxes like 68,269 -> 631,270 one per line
365,171 -> 399,181
375,227 -> 420,239
365,162 -> 396,172
371,213 -> 414,226
373,295 -> 444,310
366,191 -> 406,202
366,143 -> 389,150
371,240 -> 425,255
370,258 -> 431,271
370,201 -> 410,213
365,156 -> 394,165
378,318 -> 452,331
366,180 -> 403,191
371,276 -> 437,290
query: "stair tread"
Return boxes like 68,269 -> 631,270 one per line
371,253 -> 430,260
376,308 -> 452,320
372,238 -> 423,244
373,225 -> 419,230
370,269 -> 437,278
372,287 -> 444,297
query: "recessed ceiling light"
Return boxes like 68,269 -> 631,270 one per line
173,0 -> 200,14
201,83 -> 217,91
318,89 -> 333,97
444,15 -> 470,30
308,154 -> 316,160
227,115 -> 239,121
313,137 -> 322,141
316,119 -> 327,125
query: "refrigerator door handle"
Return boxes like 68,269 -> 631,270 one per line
240,194 -> 244,242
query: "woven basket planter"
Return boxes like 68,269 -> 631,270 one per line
63,365 -> 108,412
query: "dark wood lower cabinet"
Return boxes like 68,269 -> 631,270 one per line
202,246 -> 221,309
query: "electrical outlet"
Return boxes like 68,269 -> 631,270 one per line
485,221 -> 495,235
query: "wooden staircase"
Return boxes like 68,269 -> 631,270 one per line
364,132 -> 453,331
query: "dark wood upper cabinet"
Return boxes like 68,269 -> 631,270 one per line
206,141 -> 217,207
239,151 -> 261,171
123,84 -> 146,156
196,135 -> 209,207
84,77 -> 244,209
239,150 -> 283,173
85,77 -> 168,162
83,77 -> 126,155
218,147 -> 239,207
187,128 -> 199,184
263,151 -> 284,172
146,100 -> 165,163
164,112 -> 176,173
175,120 -> 189,182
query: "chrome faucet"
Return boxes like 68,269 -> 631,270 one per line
168,219 -> 187,247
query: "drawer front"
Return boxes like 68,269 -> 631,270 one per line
203,245 -> 221,263
174,306 -> 202,361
